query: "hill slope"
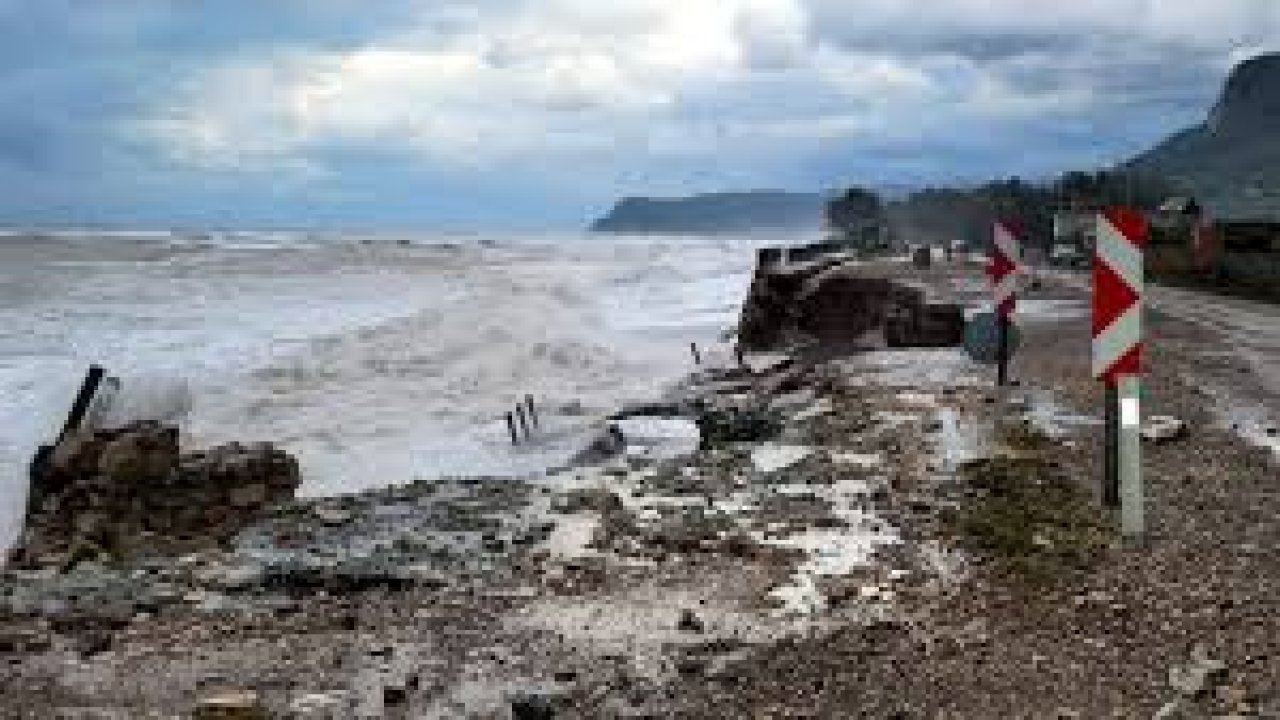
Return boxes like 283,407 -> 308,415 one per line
1128,53 -> 1280,218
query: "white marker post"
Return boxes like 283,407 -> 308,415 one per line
1118,376 -> 1143,536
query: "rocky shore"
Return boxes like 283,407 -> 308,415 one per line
2,248 -> 1278,718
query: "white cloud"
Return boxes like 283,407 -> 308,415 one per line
143,0 -> 1280,191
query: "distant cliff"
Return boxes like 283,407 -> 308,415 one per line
590,191 -> 825,234
1128,53 -> 1280,218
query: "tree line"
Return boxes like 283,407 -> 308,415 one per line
827,170 -> 1177,249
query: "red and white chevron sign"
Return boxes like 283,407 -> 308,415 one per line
988,220 -> 1022,317
1092,208 -> 1147,383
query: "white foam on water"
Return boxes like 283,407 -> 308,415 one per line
0,231 -> 813,550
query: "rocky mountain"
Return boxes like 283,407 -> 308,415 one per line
1128,52 -> 1280,218
590,191 -> 825,234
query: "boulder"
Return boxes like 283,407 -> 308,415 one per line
14,423 -> 300,568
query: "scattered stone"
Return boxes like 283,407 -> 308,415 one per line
511,692 -> 559,720
313,505 -> 354,527
750,444 -> 813,473
289,691 -> 348,718
677,609 -> 705,634
696,406 -> 782,447
192,690 -> 268,720
1142,416 -> 1189,443
1169,645 -> 1229,699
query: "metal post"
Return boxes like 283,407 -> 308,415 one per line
1117,375 -> 1144,537
58,365 -> 106,442
1103,383 -> 1119,508
996,316 -> 1009,387
524,395 -> 539,429
690,342 -> 701,366
515,403 -> 531,440
505,412 -> 519,446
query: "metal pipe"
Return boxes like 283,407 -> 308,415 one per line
506,412 -> 519,445
58,365 -> 106,442
524,394 -> 539,429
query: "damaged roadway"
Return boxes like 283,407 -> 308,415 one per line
2,247 -> 1279,719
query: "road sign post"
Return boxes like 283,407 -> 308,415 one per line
989,220 -> 1022,386
1093,208 -> 1146,538
964,311 -> 1022,367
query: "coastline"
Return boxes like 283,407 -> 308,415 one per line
2,252 -> 1278,718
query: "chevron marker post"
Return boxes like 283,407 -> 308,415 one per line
989,220 -> 1022,386
1093,208 -> 1147,537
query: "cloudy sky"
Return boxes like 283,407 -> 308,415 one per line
0,1 -> 1276,229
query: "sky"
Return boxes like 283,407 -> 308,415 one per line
0,1 -> 1277,230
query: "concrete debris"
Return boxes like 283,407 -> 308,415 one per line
192,690 -> 269,720
611,416 -> 701,460
750,444 -> 813,473
12,423 -> 300,568
738,244 -> 964,351
1169,645 -> 1229,699
289,691 -> 349,718
1142,415 -> 1189,443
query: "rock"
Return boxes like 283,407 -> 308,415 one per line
228,482 -> 268,508
1215,683 -> 1251,712
192,690 -> 269,720
1169,645 -> 1229,698
16,424 -> 300,567
0,621 -> 53,653
196,562 -> 266,591
313,506 -> 354,527
511,692 -> 559,720
750,444 -> 813,473
677,609 -> 705,634
1142,416 -> 1189,443
289,691 -> 348,718
696,406 -> 782,447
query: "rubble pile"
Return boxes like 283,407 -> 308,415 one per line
12,422 -> 300,568
738,244 -> 965,351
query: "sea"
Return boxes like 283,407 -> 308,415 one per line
0,229 -> 815,550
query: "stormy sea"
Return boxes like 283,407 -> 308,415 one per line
0,229 -> 813,550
